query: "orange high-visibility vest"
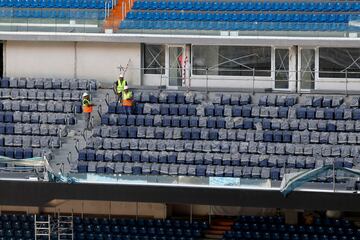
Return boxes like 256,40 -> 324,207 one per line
122,91 -> 133,107
82,99 -> 93,113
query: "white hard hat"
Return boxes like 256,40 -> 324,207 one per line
119,74 -> 124,78
82,92 -> 89,97
124,86 -> 129,90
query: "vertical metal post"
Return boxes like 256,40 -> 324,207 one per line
252,68 -> 255,95
205,68 -> 209,98
345,70 -> 348,96
208,205 -> 212,225
333,159 -> 336,192
190,204 -> 193,223
135,202 -> 139,220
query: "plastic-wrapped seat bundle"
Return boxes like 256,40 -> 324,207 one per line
36,101 -> 46,112
166,140 -> 176,151
203,141 -> 211,152
259,107 -> 269,118
193,141 -> 203,152
145,127 -> 155,139
2,100 -> 11,111
153,115 -> 162,127
322,145 -> 331,157
239,142 -> 248,153
11,101 -> 20,111
63,102 -> 73,113
240,95 -> 250,105
147,139 -> 156,151
184,91 -> 195,104
173,128 -> 182,139
184,141 -> 193,152
247,142 -> 257,154
302,96 -> 313,107
315,108 -> 325,119
294,144 -> 303,155
210,141 -> 220,152
251,106 -> 260,117
221,141 -> 230,153
328,132 -> 337,144
300,131 -> 310,144
36,90 -> 45,101
275,143 -> 285,155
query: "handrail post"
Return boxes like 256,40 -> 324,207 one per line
345,70 -> 348,96
252,68 -> 255,95
205,67 -> 209,99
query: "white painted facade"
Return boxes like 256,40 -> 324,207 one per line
5,41 -> 141,86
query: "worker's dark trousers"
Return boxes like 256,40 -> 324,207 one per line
84,112 -> 91,129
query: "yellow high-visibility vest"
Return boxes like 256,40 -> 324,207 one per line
117,79 -> 127,94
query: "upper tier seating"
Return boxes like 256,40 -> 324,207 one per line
120,1 -> 360,32
0,0 -> 106,20
223,215 -> 360,240
77,91 -> 360,182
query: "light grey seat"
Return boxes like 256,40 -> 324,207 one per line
251,106 -> 260,117
128,139 -> 138,150
145,127 -> 155,139
239,142 -> 248,153
225,117 -> 234,129
71,91 -> 81,101
147,139 -> 157,151
228,129 -> 236,141
164,128 -> 173,139
64,102 -> 73,113
1,88 -> 11,98
138,139 -> 147,150
156,140 -> 166,151
193,141 -> 203,152
78,79 -> 88,90
70,79 -> 79,90
185,92 -> 195,104
224,105 -> 232,117
234,117 -> 243,129
248,142 -> 258,153
26,78 -> 36,89
173,127 -> 182,139
166,140 -> 176,151
143,103 -> 152,115
18,89 -> 28,99
37,101 -> 47,112
218,129 -> 227,141
184,141 -> 193,152
154,115 -> 162,126
9,78 -> 18,88
309,119 -> 320,131
11,101 -> 20,111
13,111 -> 22,123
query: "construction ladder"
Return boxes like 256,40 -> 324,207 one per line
57,214 -> 74,240
34,215 -> 51,240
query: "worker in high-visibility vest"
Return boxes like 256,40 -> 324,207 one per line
114,74 -> 128,101
82,92 -> 94,129
122,86 -> 133,114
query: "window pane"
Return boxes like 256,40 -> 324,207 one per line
144,44 -> 165,74
193,45 -> 271,76
275,49 -> 289,89
300,49 -> 315,90
319,48 -> 360,78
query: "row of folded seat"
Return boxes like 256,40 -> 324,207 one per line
301,95 -> 344,107
92,125 -> 360,145
74,217 -> 208,229
0,100 -> 81,113
114,103 -> 290,118
133,91 -> 298,106
75,225 -> 203,237
0,111 -> 76,125
132,1 -> 360,12
127,11 -> 356,23
0,88 -> 87,102
0,135 -> 61,148
76,234 -> 196,240
296,107 -> 360,120
102,113 -> 360,132
0,123 -> 65,136
82,139 -> 360,158
78,149 -> 354,169
0,9 -> 106,20
0,0 -> 106,9
0,77 -> 97,90
0,146 -> 47,159
77,161 -> 329,181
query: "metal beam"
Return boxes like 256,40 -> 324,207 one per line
0,32 -> 359,47
0,180 -> 359,211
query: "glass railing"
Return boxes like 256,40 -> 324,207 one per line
118,20 -> 360,37
0,7 -> 106,33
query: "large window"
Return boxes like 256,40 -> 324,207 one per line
192,45 -> 271,76
143,44 -> 165,74
319,48 -> 360,78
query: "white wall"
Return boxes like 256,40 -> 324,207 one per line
5,41 -> 75,78
76,42 -> 141,86
5,41 -> 141,86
